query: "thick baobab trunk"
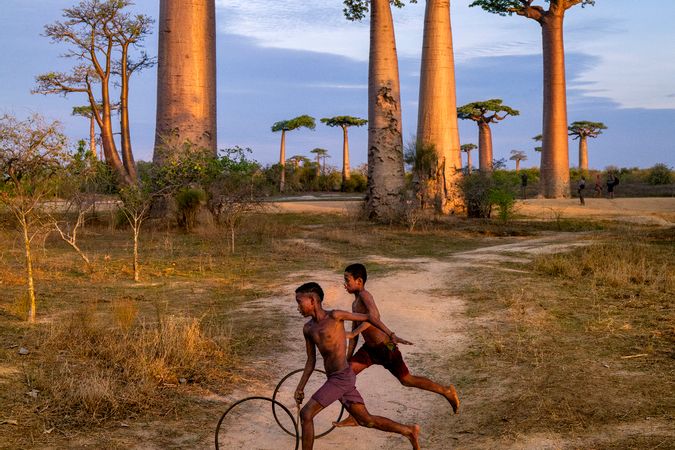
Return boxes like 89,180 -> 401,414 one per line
366,0 -> 406,220
417,0 -> 463,214
21,217 -> 36,323
279,130 -> 286,191
578,136 -> 588,172
342,125 -> 351,190
539,13 -> 570,198
478,122 -> 493,172
154,0 -> 217,163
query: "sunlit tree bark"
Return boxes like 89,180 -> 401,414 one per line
417,0 -> 463,213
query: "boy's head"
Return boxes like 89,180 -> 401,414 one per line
344,263 -> 367,294
295,282 -> 324,316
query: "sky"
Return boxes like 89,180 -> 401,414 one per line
1,0 -> 674,171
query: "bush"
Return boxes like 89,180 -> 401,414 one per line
175,187 -> 205,231
344,172 -> 367,192
460,173 -> 495,218
647,163 -> 673,185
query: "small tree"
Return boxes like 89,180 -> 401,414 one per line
458,99 -> 520,172
568,120 -> 606,172
204,147 -> 264,253
320,116 -> 367,190
118,185 -> 155,282
34,0 -> 155,185
461,143 -> 477,173
509,149 -> 527,172
647,163 -> 673,185
0,115 -> 68,322
271,115 -> 315,191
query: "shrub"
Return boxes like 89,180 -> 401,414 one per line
647,163 -> 673,185
175,187 -> 205,231
460,173 -> 495,218
344,173 -> 367,192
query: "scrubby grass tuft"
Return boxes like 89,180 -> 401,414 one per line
25,302 -> 235,428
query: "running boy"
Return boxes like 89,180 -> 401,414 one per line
293,282 -> 420,450
335,263 -> 459,428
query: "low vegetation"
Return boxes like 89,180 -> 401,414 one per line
446,226 -> 674,446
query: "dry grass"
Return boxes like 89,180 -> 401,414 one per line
20,301 -> 235,429
445,226 -> 674,446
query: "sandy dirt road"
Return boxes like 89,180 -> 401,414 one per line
215,232 -> 601,450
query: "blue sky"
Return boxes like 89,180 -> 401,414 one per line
1,0 -> 674,170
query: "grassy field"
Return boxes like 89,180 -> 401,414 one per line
0,208 -> 673,448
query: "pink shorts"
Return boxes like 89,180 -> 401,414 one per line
310,366 -> 364,407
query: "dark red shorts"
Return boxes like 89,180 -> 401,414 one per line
350,342 -> 410,379
311,366 -> 364,407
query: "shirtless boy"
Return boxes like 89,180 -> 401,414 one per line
293,282 -> 420,450
336,263 -> 460,428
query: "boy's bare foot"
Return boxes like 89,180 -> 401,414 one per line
407,424 -> 421,450
332,415 -> 358,428
445,384 -> 460,414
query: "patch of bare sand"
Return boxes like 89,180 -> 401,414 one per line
516,198 -> 675,225
271,198 -> 675,226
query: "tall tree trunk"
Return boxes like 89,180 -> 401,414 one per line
89,116 -> 97,159
119,44 -> 137,182
539,13 -> 570,198
416,0 -> 463,214
579,136 -> 588,172
99,81 -> 133,185
341,125 -> 351,190
154,0 -> 217,163
516,159 -> 521,173
366,0 -> 406,221
279,130 -> 286,192
466,150 -> 472,174
21,216 -> 36,323
478,122 -> 493,172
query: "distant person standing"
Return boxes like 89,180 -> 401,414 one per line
607,174 -> 619,199
520,172 -> 528,199
594,173 -> 603,197
577,176 -> 586,205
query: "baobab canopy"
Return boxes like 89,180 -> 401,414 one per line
343,0 -> 417,21
271,115 -> 316,133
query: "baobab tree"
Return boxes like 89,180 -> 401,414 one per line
310,148 -> 329,176
72,105 -> 98,158
470,0 -> 597,198
271,115 -> 316,191
568,120 -> 606,172
34,0 -> 154,185
533,133 -> 543,153
320,116 -> 367,190
416,0 -> 463,213
154,0 -> 217,163
457,99 -> 519,172
461,143 -> 477,173
344,0 -> 415,220
510,149 -> 527,172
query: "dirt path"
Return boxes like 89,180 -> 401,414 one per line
215,232 -> 593,449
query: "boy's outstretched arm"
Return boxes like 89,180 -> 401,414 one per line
294,325 -> 316,405
334,310 -> 413,345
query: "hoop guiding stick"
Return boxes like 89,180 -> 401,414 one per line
272,368 -> 346,439
215,396 -> 299,450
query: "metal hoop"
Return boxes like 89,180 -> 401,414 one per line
215,396 -> 299,450
271,368 -> 345,439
